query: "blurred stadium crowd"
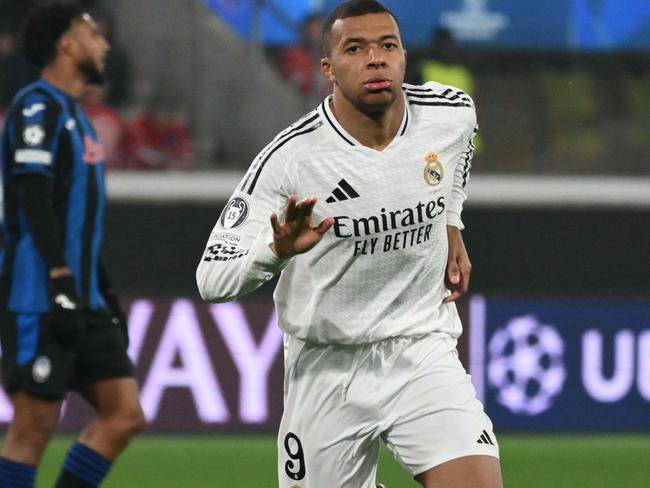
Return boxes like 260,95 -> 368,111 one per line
2,0 -> 648,174
0,0 -> 192,171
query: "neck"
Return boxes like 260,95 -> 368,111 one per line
41,61 -> 86,99
330,89 -> 405,151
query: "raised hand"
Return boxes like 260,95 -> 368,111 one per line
270,195 -> 334,259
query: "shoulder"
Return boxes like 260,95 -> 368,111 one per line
10,82 -> 64,111
404,82 -> 477,135
403,81 -> 476,128
5,82 -> 65,127
403,81 -> 474,108
258,108 -> 324,165
240,109 -> 324,195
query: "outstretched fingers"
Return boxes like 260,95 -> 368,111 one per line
300,197 -> 317,221
284,195 -> 298,222
291,196 -> 317,223
270,212 -> 281,233
316,216 -> 334,235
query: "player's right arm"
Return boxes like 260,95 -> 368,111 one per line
196,142 -> 332,303
196,147 -> 293,303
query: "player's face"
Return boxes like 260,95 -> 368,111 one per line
322,13 -> 406,114
65,15 -> 110,85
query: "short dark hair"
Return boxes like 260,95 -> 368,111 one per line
22,1 -> 85,69
322,0 -> 400,54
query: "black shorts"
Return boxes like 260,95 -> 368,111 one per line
0,309 -> 134,401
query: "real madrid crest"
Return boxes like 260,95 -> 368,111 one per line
424,152 -> 444,186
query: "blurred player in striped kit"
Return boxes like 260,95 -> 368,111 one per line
197,1 -> 503,486
0,3 -> 143,487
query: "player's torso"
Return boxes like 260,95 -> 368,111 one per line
303,121 -> 463,256
275,104 -> 466,343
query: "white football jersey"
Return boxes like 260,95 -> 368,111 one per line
197,82 -> 477,345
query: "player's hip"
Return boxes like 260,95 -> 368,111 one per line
283,330 -> 460,407
278,303 -> 461,346
279,332 -> 498,486
0,309 -> 133,400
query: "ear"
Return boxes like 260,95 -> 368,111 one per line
321,57 -> 336,83
58,32 -> 74,57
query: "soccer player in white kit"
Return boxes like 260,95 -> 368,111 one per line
196,1 -> 502,486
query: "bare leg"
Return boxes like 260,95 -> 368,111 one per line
415,455 -> 503,488
77,378 -> 144,460
0,392 -> 61,464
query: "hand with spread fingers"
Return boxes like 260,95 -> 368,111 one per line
443,225 -> 472,304
270,195 -> 334,259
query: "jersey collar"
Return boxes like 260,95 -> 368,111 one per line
319,91 -> 410,149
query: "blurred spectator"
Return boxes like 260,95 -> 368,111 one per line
82,85 -> 125,168
121,101 -> 193,170
419,28 -> 475,96
0,29 -> 37,108
95,14 -> 132,107
0,1 -> 31,31
419,28 -> 480,152
279,13 -> 331,102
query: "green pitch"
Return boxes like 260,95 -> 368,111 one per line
29,434 -> 650,487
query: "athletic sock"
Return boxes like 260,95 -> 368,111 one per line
55,443 -> 112,488
0,458 -> 37,488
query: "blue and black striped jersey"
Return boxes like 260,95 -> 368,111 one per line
0,80 -> 107,313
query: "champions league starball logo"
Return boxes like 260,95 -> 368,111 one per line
487,315 -> 566,416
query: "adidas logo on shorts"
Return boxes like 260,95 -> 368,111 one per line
476,430 -> 495,446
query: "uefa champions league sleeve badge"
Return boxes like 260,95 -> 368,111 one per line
219,197 -> 250,230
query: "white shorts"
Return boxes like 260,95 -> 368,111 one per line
277,332 -> 499,488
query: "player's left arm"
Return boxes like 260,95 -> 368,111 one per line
7,94 -> 88,345
443,225 -> 471,303
98,260 -> 129,346
444,98 -> 478,303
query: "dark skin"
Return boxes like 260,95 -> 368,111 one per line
0,14 -> 145,468
44,14 -> 109,282
443,226 -> 471,304
271,12 -> 500,488
322,12 -> 407,150
270,13 -> 471,307
270,195 -> 333,259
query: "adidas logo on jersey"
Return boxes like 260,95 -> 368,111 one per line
326,179 -> 360,203
476,430 -> 495,446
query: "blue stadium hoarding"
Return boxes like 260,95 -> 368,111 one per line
468,297 -> 650,431
204,0 -> 650,51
